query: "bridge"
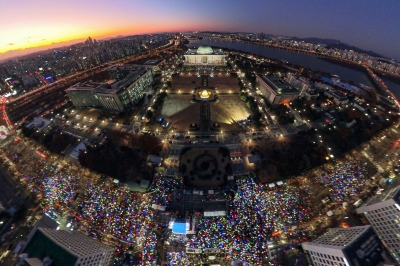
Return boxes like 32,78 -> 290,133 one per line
364,66 -> 400,108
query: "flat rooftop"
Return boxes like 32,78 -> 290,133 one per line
361,186 -> 400,207
94,84 -> 118,94
24,230 -> 78,266
67,66 -> 149,95
311,226 -> 370,247
259,74 -> 299,94
65,80 -> 103,91
144,59 -> 163,65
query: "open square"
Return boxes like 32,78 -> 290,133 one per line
180,146 -> 232,188
159,71 -> 251,131
210,95 -> 251,131
168,70 -> 240,94
160,95 -> 198,130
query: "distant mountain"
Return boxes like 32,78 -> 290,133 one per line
0,38 -> 85,62
325,43 -> 385,58
100,35 -> 126,41
291,37 -> 385,58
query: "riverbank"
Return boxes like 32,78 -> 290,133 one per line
235,39 -> 400,81
188,39 -> 400,100
196,44 -> 378,99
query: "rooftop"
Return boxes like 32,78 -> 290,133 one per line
185,46 -> 224,55
359,186 -> 400,208
259,74 -> 299,94
144,59 -> 163,65
148,155 -> 163,166
33,214 -> 59,230
311,226 -> 370,248
69,142 -> 86,159
65,80 -> 103,92
93,84 -> 118,94
26,117 -> 52,130
24,229 -> 78,266
197,45 -> 213,55
37,228 -> 113,258
113,67 -> 148,90
24,258 -> 46,266
67,65 -> 149,95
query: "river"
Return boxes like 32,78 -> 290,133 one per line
186,39 -> 400,99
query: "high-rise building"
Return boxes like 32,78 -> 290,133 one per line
302,226 -> 394,266
356,186 -> 400,264
21,228 -> 114,266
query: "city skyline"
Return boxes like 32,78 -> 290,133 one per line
1,0 -> 399,61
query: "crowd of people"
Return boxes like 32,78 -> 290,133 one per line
166,252 -> 190,265
8,134 -> 375,265
186,178 -> 313,264
77,177 -> 181,265
315,161 -> 370,202
20,163 -> 79,218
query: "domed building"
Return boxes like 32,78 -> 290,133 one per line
184,45 -> 226,66
196,46 -> 214,55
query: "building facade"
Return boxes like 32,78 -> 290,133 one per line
66,65 -> 153,112
94,87 -> 124,112
184,46 -> 226,66
256,74 -> 299,105
356,186 -> 400,264
65,81 -> 102,108
115,67 -> 153,110
302,226 -> 393,266
23,228 -> 114,266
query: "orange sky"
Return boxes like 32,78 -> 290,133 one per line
0,1 -> 211,54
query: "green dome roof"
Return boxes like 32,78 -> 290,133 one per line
197,46 -> 213,55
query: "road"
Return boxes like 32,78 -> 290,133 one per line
6,43 -> 178,125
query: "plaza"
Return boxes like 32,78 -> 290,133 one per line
180,146 -> 231,188
160,71 -> 251,132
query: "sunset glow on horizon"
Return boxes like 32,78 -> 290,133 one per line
0,0 -> 217,54
1,0 -> 399,59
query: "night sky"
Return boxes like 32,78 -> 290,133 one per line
1,0 -> 399,60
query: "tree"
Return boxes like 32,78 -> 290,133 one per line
252,112 -> 262,127
137,134 -> 163,155
145,110 -> 153,120
51,134 -> 70,153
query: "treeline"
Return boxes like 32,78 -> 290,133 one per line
256,130 -> 328,183
79,129 -> 162,182
321,109 -> 399,154
239,91 -> 262,127
21,126 -> 72,154
152,91 -> 168,110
